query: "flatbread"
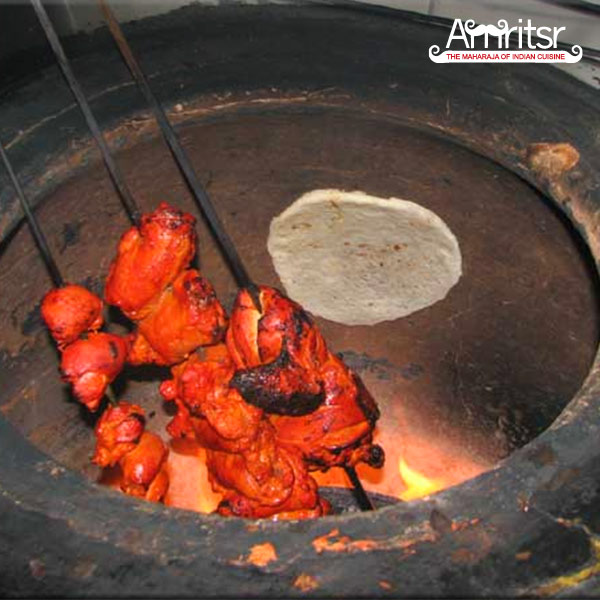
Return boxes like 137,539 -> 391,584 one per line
267,189 -> 462,325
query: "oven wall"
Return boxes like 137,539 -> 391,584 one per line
35,0 -> 600,89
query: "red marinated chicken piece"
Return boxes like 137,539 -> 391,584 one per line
93,402 -> 168,503
60,332 -> 130,411
206,423 -> 329,520
160,345 -> 329,519
105,202 -> 196,320
227,286 -> 384,471
227,287 -> 328,415
128,269 -> 227,366
119,431 -> 169,502
41,284 -> 103,348
93,401 -> 145,467
105,203 -> 226,366
272,353 -> 384,470
160,346 -> 262,448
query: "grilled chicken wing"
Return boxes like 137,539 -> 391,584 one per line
60,333 -> 130,411
128,269 -> 227,366
105,202 -> 196,320
41,284 -> 103,348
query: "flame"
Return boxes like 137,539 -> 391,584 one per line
398,456 -> 445,501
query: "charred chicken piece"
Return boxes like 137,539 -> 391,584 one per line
272,353 -> 384,470
41,284 -> 103,348
60,332 -> 130,412
105,202 -> 196,320
160,345 -> 329,519
227,287 -> 327,415
128,269 -> 227,366
119,431 -> 169,502
93,401 -> 145,468
227,286 -> 384,471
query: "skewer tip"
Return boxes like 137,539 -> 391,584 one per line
344,465 -> 375,511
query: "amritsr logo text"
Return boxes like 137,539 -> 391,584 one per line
429,19 -> 582,63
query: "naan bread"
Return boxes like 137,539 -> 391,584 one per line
267,189 -> 461,326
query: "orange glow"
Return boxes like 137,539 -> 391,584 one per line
101,428 -> 489,508
312,424 -> 489,502
164,438 -> 222,513
398,456 -> 445,500
99,438 -> 222,513
99,399 -> 492,511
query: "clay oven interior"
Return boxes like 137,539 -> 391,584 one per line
1,2 -> 600,596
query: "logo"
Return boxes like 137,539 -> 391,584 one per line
429,19 -> 582,63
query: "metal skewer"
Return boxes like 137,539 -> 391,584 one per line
99,0 -> 374,511
30,0 -> 141,227
0,138 -> 118,408
0,141 -> 64,289
98,0 -> 260,310
345,465 -> 375,511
